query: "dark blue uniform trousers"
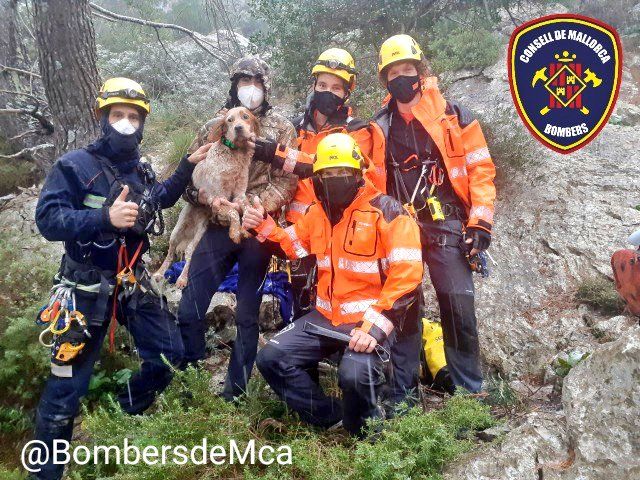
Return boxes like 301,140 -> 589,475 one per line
31,290 -> 183,480
389,218 -> 483,399
177,225 -> 272,400
256,310 -> 394,436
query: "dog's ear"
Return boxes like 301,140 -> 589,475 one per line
207,117 -> 226,142
249,112 -> 261,137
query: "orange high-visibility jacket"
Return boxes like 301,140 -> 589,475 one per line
284,113 -> 372,223
255,179 -> 423,341
367,76 -> 496,233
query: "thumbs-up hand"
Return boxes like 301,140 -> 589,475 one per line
242,195 -> 266,230
108,185 -> 139,229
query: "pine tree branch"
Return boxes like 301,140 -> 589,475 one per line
0,143 -> 54,160
89,2 -> 231,70
0,106 -> 54,134
0,64 -> 41,78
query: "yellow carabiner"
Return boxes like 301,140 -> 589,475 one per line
49,310 -> 71,335
39,327 -> 55,348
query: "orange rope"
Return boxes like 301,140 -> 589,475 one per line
109,241 -> 143,353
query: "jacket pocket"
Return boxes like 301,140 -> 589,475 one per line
441,118 -> 465,158
343,210 -> 379,257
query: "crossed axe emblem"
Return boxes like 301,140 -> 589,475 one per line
531,63 -> 602,116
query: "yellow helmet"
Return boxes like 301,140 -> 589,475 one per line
311,48 -> 357,91
313,133 -> 363,173
95,77 -> 151,116
378,34 -> 424,75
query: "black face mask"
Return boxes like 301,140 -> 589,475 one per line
387,74 -> 421,104
312,174 -> 362,225
99,113 -> 144,162
312,90 -> 346,117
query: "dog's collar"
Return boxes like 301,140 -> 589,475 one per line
221,136 -> 238,150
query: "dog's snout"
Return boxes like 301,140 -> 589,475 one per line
235,125 -> 244,132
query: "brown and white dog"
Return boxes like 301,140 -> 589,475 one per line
155,107 -> 259,289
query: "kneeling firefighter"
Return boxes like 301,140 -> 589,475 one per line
244,133 -> 423,436
30,78 -> 211,480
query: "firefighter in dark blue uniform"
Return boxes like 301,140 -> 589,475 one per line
29,77 -> 211,480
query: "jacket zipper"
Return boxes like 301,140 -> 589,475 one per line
447,128 -> 455,152
350,220 -> 356,246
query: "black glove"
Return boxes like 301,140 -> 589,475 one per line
466,227 -> 491,252
252,138 -> 278,164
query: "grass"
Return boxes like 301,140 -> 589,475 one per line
575,276 -> 625,315
484,374 -> 521,409
69,366 -> 495,480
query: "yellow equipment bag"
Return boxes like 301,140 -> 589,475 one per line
422,318 -> 447,379
420,318 -> 455,393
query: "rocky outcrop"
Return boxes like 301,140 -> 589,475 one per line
0,186 -> 61,264
445,412 -> 570,480
445,24 -> 640,379
446,327 -> 640,480
561,327 -> 640,479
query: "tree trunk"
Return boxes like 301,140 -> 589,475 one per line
5,0 -> 19,66
33,0 -> 100,161
0,0 -> 29,147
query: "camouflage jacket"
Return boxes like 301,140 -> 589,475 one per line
186,107 -> 298,216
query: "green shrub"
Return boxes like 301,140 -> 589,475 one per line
484,373 -> 520,408
0,159 -> 39,197
0,466 -> 26,480
428,21 -> 502,78
76,367 -> 494,479
143,103 -> 208,151
0,235 -> 57,412
553,350 -> 590,378
355,397 -> 494,480
166,130 -> 195,167
576,276 -> 625,315
0,235 -> 58,326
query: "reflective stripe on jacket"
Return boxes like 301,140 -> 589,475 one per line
367,76 -> 496,233
255,179 -> 423,341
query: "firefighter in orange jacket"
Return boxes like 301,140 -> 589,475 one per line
244,133 -> 423,436
369,35 -> 497,400
252,48 -> 371,319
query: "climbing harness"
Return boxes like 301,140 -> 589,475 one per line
109,239 -> 144,352
387,110 -> 450,222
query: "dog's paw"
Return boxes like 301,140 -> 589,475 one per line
229,229 -> 242,244
176,276 -> 188,289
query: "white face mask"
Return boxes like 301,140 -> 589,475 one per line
110,118 -> 137,135
237,85 -> 264,110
